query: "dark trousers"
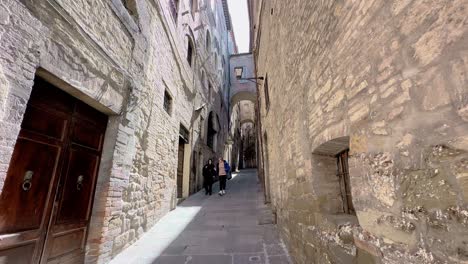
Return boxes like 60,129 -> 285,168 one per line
204,179 -> 212,194
219,175 -> 227,191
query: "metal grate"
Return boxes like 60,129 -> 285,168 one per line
336,149 -> 355,215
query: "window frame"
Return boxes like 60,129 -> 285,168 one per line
190,0 -> 198,18
264,75 -> 270,112
187,37 -> 194,66
169,0 -> 180,23
336,149 -> 355,215
163,90 -> 173,115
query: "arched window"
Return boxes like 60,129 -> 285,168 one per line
122,0 -> 138,19
208,82 -> 212,100
190,0 -> 198,17
187,36 -> 194,66
211,0 -> 215,12
214,52 -> 218,69
201,71 -> 206,89
214,37 -> 219,52
206,31 -> 211,51
207,112 -> 219,149
169,0 -> 180,23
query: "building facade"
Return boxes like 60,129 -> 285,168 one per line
251,0 -> 468,263
0,0 -> 238,263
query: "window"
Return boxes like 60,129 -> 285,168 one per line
208,82 -> 212,101
211,0 -> 215,12
187,37 -> 194,66
199,116 -> 204,139
214,37 -> 219,52
201,71 -> 206,89
207,112 -> 217,149
169,0 -> 180,23
312,136 -> 355,216
122,0 -> 138,18
336,149 -> 355,214
234,67 -> 243,78
190,0 -> 198,18
206,31 -> 211,51
214,53 -> 218,69
163,90 -> 172,115
264,75 -> 270,111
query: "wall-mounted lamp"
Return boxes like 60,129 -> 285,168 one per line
235,67 -> 264,84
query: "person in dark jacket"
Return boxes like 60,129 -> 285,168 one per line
216,157 -> 231,196
202,159 -> 215,195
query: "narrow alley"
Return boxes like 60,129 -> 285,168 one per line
110,170 -> 290,264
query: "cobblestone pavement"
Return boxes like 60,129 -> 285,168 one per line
110,169 -> 291,264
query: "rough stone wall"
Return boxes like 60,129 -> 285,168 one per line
0,0 -> 233,263
254,0 -> 468,263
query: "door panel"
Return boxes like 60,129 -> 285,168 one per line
56,147 -> 100,223
0,243 -> 35,264
42,98 -> 107,262
21,106 -> 68,141
70,122 -> 104,151
48,229 -> 85,259
0,139 -> 60,234
177,141 -> 185,198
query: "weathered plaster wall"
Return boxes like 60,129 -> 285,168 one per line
254,0 -> 468,263
0,0 -> 233,263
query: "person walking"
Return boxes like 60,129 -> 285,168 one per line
202,159 -> 215,195
216,157 -> 230,196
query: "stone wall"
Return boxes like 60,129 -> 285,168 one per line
253,0 -> 468,263
0,0 -> 234,262
229,53 -> 256,107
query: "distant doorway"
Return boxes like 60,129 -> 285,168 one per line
176,126 -> 189,199
176,138 -> 185,199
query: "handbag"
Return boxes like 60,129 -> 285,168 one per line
227,172 -> 232,180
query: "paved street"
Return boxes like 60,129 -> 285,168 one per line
110,169 -> 291,264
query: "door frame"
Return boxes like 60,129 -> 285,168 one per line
35,70 -> 125,263
38,70 -> 122,263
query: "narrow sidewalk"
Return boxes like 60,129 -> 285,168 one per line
109,169 -> 291,264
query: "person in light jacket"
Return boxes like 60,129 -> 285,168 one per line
216,157 -> 230,196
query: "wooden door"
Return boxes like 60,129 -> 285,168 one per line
176,139 -> 185,198
0,77 -> 107,263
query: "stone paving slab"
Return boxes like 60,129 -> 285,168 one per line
110,169 -> 291,264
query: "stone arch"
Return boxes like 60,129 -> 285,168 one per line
230,91 -> 256,110
312,136 -> 350,157
240,119 -> 254,126
311,122 -> 349,153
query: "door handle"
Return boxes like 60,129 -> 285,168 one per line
76,175 -> 84,191
22,170 -> 34,191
